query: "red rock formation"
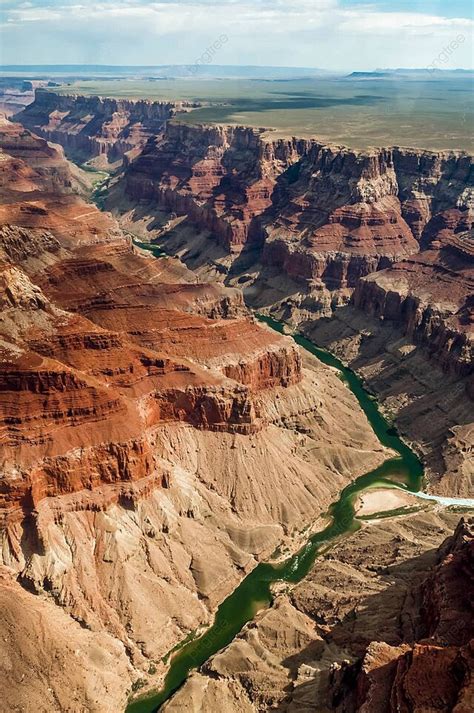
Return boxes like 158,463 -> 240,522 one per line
15,89 -> 200,166
124,122 -> 310,252
262,143 -> 472,289
0,121 -> 302,523
119,121 -> 472,299
0,117 -> 85,194
353,234 -> 474,375
330,517 -> 474,713
116,119 -> 473,378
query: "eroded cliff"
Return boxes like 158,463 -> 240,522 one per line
15,89 -> 200,167
124,122 -> 310,252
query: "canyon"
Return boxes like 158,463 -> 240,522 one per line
163,513 -> 473,713
0,116 -> 390,711
1,88 -> 473,712
104,113 -> 473,497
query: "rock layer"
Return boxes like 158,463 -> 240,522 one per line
16,89 -> 200,166
120,123 -> 473,278
352,233 -> 474,375
124,122 -> 310,252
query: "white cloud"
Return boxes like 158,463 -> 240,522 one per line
0,0 -> 473,68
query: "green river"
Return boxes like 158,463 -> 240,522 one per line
126,314 -> 424,712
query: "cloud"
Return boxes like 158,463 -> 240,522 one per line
0,0 -> 473,68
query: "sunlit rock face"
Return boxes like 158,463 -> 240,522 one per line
124,122 -> 312,252
15,89 -> 201,166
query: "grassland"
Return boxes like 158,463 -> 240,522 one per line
53,76 -> 474,151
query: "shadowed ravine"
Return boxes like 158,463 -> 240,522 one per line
126,314 -> 429,712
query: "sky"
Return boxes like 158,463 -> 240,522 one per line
0,0 -> 473,70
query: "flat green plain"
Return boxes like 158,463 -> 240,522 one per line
53,76 -> 474,151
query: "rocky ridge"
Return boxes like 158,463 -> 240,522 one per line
15,89 -> 201,167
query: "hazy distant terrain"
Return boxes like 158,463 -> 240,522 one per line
52,77 -> 474,151
2,66 -> 473,150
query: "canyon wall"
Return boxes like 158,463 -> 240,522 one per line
261,143 -> 472,289
161,511 -> 473,713
16,89 -> 467,484
352,235 -> 474,376
15,89 -> 200,166
116,119 -> 473,380
124,122 -> 311,252
5,93 -> 473,711
121,122 -> 473,272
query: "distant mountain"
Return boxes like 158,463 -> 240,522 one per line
0,64 -> 335,80
347,71 -> 391,78
348,67 -> 474,80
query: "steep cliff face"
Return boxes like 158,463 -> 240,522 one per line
352,233 -> 474,375
116,121 -> 473,388
393,148 -> 474,243
261,143 -> 472,290
124,122 -> 310,252
0,139 -> 303,514
329,517 -> 474,713
15,89 -> 200,166
121,124 -> 473,286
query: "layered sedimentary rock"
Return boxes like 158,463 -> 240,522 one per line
0,120 -> 304,511
116,123 -> 473,380
258,144 -> 472,307
15,95 -> 472,378
0,120 -> 390,712
0,116 -> 88,194
124,122 -> 310,252
352,232 -> 474,376
119,123 -> 472,283
164,512 -> 473,713
16,89 -> 200,166
114,122 -> 473,435
4,91 -> 473,712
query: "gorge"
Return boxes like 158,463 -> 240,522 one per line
0,87 -> 472,713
